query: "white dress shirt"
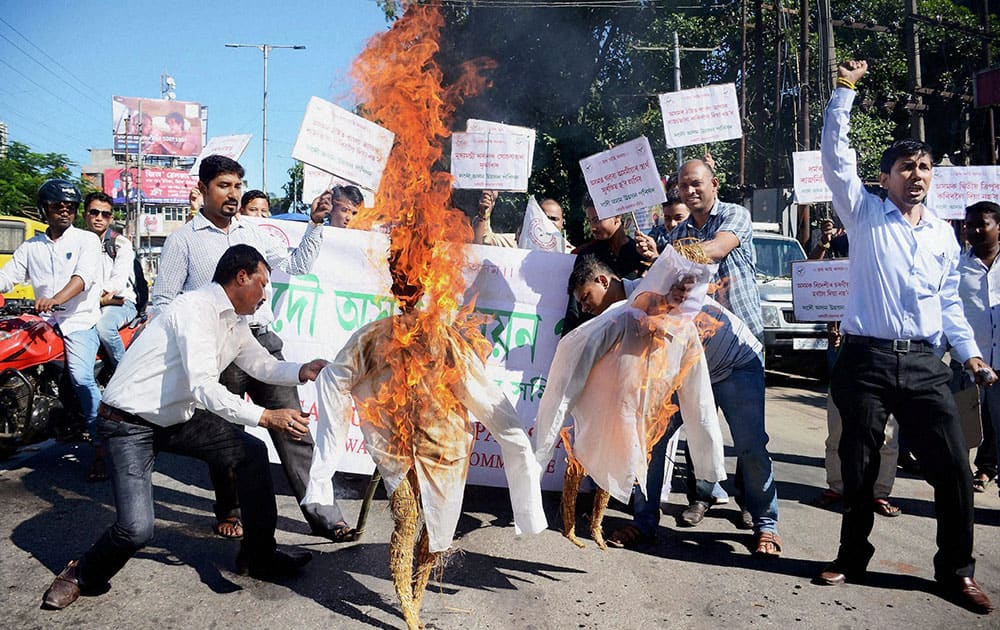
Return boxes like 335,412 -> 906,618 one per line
102,283 -> 304,427
821,88 -> 980,363
958,249 -> 999,370
151,213 -> 323,325
0,225 -> 101,335
98,232 -> 137,305
304,315 -> 547,553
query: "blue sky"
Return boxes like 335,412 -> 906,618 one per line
0,0 -> 390,194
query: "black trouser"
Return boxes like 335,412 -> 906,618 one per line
209,329 -> 345,531
78,409 -> 276,587
830,341 -> 975,580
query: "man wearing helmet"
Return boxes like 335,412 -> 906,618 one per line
0,180 -> 105,480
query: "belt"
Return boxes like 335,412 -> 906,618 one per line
249,324 -> 269,337
843,334 -> 935,354
98,403 -> 156,428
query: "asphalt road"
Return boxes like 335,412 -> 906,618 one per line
2,372 -> 999,629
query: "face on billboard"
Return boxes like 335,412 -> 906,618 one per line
112,96 -> 203,158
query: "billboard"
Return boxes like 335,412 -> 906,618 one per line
103,167 -> 198,205
112,96 -> 204,158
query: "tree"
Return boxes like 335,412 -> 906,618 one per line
277,160 -> 305,213
0,142 -> 92,220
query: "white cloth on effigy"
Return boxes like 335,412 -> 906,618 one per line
533,247 -> 727,504
303,314 -> 547,553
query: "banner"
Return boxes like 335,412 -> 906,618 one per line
112,96 -> 204,158
580,136 -> 666,220
189,134 -> 252,176
466,119 -> 536,173
291,96 -> 395,193
139,213 -> 165,236
517,196 -> 565,253
103,167 -> 198,205
659,83 -> 742,149
302,163 -> 376,207
926,165 -> 1000,220
245,219 -> 576,491
450,131 -> 532,191
791,259 -> 851,322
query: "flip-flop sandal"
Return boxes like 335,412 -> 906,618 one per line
972,472 -> 994,493
315,521 -> 359,543
873,498 -> 901,517
606,524 -> 652,549
753,532 -> 782,558
215,517 -> 244,540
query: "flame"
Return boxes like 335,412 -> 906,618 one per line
347,5 -> 494,463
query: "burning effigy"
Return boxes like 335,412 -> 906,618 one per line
301,5 -> 545,629
534,247 -> 728,549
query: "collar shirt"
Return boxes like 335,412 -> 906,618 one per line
97,232 -> 137,305
533,301 -> 727,504
0,225 -> 101,335
821,88 -> 980,363
150,212 -> 323,325
304,315 -> 547,553
957,249 -> 999,370
102,283 -> 303,427
666,201 -> 764,338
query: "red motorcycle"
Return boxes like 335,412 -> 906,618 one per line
0,296 -> 144,457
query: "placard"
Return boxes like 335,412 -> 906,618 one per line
450,131 -> 532,191
793,150 -> 833,203
291,96 -> 395,193
580,136 -> 667,220
466,119 -> 536,173
926,165 -> 1000,220
302,163 -> 375,207
791,259 -> 850,322
659,83 -> 742,148
189,134 -> 252,176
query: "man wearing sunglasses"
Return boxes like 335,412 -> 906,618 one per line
0,180 -> 103,480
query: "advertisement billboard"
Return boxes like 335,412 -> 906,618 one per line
103,167 -> 198,205
112,96 -> 204,158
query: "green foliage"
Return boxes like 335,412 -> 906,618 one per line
278,161 -> 305,213
0,141 -> 92,220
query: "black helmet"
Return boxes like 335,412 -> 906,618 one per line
37,179 -> 82,215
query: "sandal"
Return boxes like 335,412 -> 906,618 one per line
972,471 -> 994,493
87,448 -> 109,483
753,531 -> 782,558
811,488 -> 842,508
873,498 -> 901,517
215,517 -> 244,540
606,524 -> 652,549
314,521 -> 359,543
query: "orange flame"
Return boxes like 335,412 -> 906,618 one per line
347,4 -> 494,462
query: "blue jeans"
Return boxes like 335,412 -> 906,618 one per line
76,410 -> 278,587
96,301 -> 137,369
62,327 -> 101,446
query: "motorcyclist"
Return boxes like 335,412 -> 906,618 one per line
0,180 -> 105,480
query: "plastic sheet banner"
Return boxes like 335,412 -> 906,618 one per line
103,167 -> 197,205
659,83 -> 742,149
926,165 -> 1000,220
244,219 -> 575,490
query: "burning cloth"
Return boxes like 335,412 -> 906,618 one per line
534,247 -> 727,503
304,313 -> 547,553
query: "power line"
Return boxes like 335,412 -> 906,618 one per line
0,17 -> 104,102
0,58 -> 93,116
0,31 -> 105,110
0,99 -> 95,147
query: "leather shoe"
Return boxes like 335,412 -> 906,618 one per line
679,501 -> 710,527
736,509 -> 754,530
814,560 -> 866,586
939,577 -> 993,614
42,560 -> 82,610
236,547 -> 312,581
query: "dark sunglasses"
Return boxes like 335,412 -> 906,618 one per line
87,209 -> 114,219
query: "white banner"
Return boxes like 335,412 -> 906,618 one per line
926,165 -> 1000,220
245,219 -> 576,491
189,134 -> 252,176
517,196 -> 565,252
466,118 -> 536,173
450,131 -> 532,191
659,83 -> 743,149
302,163 -> 376,207
580,136 -> 666,220
291,96 -> 395,193
792,150 -> 831,203
791,259 -> 850,322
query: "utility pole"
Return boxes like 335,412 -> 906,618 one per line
817,0 -> 835,103
740,0 -> 748,186
797,0 -> 812,247
905,0 -> 926,141
983,0 -> 997,164
673,31 -> 683,169
225,43 -> 305,193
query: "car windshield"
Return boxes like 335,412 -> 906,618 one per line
753,236 -> 806,278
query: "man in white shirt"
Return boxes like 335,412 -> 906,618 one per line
41,245 -> 328,610
818,59 -> 997,615
153,155 -> 349,543
0,180 -> 103,478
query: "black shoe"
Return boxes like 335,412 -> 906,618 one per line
813,559 -> 867,586
679,501 -> 710,527
236,548 -> 312,581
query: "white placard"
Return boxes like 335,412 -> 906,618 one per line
450,131 -> 532,191
302,163 -> 375,207
188,134 -> 252,176
580,136 -> 667,220
926,165 -> 1000,220
517,196 -> 565,252
291,96 -> 395,193
245,220 -> 575,491
791,259 -> 851,322
466,119 -> 536,173
792,150 -> 831,203
659,83 -> 743,149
